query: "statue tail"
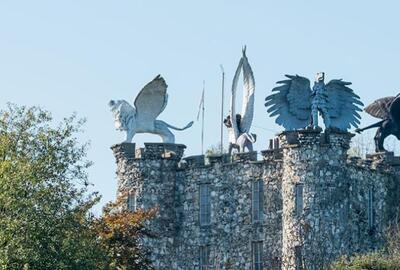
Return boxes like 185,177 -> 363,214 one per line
355,120 -> 384,133
245,133 -> 257,143
163,121 -> 194,131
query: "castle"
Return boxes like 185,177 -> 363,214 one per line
111,129 -> 400,270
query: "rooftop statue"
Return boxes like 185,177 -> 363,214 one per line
109,75 -> 193,143
224,47 -> 257,154
356,94 -> 400,152
265,72 -> 363,131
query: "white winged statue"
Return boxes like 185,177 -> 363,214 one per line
224,47 -> 257,154
109,75 -> 194,143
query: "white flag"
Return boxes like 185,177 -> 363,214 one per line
197,82 -> 205,121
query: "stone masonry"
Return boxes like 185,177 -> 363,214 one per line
111,130 -> 400,270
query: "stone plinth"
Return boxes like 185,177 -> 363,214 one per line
111,143 -> 136,160
143,143 -> 186,160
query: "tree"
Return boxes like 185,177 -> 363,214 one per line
93,193 -> 156,270
0,104 -> 104,270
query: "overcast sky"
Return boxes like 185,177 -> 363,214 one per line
1,1 -> 399,213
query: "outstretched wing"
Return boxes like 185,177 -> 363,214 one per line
134,75 -> 168,126
325,79 -> 364,130
364,96 -> 395,120
265,75 -> 312,130
240,48 -> 255,133
230,57 -> 244,141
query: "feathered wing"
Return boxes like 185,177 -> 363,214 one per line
325,79 -> 364,130
230,57 -> 244,141
240,48 -> 255,133
134,75 -> 168,129
364,96 -> 395,120
265,75 -> 312,130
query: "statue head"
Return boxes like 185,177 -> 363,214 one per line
315,72 -> 325,82
224,114 -> 242,129
108,100 -> 136,131
223,115 -> 232,128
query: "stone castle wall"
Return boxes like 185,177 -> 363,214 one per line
111,130 -> 400,270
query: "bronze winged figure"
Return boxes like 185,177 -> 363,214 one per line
265,73 -> 363,131
356,94 -> 400,152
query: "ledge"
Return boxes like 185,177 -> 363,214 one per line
111,142 -> 186,161
278,128 -> 354,149
143,143 -> 186,160
232,151 -> 258,162
111,143 -> 136,160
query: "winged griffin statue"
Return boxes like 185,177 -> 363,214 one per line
224,48 -> 256,154
355,94 -> 400,152
265,72 -> 363,131
109,75 -> 193,143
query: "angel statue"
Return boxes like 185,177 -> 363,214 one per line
109,75 -> 193,143
224,47 -> 257,154
265,72 -> 363,131
355,94 -> 400,152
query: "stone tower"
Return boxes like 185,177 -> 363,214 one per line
279,129 -> 400,270
111,142 -> 186,269
279,130 -> 354,269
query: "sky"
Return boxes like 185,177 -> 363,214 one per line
1,1 -> 400,213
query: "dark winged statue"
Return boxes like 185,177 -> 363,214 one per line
265,72 -> 363,131
355,94 -> 400,152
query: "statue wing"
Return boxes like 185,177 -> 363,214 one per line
134,75 -> 168,125
230,57 -> 244,141
265,75 -> 312,130
389,95 -> 400,123
364,96 -> 395,120
325,79 -> 363,130
240,48 -> 255,133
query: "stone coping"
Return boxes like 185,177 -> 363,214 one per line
111,141 -> 400,171
111,142 -> 186,160
278,129 -> 354,148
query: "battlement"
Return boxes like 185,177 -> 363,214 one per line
111,142 -> 186,161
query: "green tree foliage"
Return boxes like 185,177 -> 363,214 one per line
0,104 -> 104,270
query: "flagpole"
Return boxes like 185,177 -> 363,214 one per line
196,81 -> 205,155
201,80 -> 205,155
219,65 -> 225,154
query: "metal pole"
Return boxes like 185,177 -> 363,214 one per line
201,80 -> 205,155
220,65 -> 225,154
